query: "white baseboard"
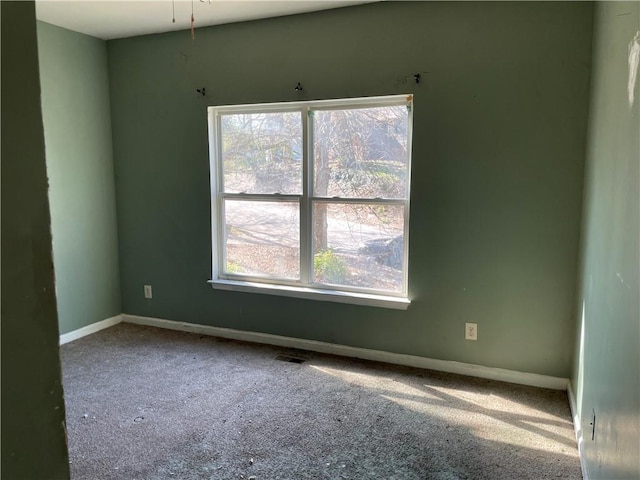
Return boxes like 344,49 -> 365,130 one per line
122,314 -> 569,390
567,381 -> 589,480
59,315 -> 122,345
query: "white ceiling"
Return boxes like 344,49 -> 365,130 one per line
36,0 -> 379,40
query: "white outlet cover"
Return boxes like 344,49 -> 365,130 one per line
144,285 -> 153,299
465,322 -> 477,340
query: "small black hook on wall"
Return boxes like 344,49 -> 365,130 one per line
196,87 -> 206,96
295,82 -> 303,92
414,74 -> 421,84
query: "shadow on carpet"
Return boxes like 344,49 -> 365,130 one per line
61,323 -> 582,480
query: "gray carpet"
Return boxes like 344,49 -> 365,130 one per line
61,323 -> 582,480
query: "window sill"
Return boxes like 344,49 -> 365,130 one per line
208,279 -> 410,310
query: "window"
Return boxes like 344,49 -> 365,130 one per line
208,95 -> 413,309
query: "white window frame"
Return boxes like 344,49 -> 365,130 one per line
207,95 -> 413,310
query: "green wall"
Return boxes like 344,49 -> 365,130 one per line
1,2 -> 71,478
109,2 -> 593,377
37,21 -> 121,335
571,2 -> 640,478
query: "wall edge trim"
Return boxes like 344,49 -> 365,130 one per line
567,381 -> 589,480
59,314 -> 123,345
122,314 -> 569,390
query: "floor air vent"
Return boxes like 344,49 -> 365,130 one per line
275,355 -> 305,364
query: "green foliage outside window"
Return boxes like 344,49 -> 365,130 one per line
314,249 -> 348,284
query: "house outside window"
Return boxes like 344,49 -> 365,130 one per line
208,95 -> 413,309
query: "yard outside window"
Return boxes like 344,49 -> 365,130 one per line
208,95 -> 413,309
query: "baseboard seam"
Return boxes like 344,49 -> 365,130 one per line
122,314 -> 568,390
567,381 -> 589,480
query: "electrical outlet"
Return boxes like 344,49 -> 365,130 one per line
465,322 -> 478,340
144,285 -> 153,299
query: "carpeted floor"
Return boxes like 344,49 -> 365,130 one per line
61,323 -> 582,480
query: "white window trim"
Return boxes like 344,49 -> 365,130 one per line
208,95 -> 413,310
207,279 -> 410,310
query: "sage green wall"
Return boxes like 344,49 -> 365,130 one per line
109,2 -> 593,377
571,2 -> 640,478
1,2 -> 70,478
37,21 -> 121,335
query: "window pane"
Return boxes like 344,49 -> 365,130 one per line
313,106 -> 409,199
312,203 -> 405,292
221,112 -> 302,194
224,200 -> 299,279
